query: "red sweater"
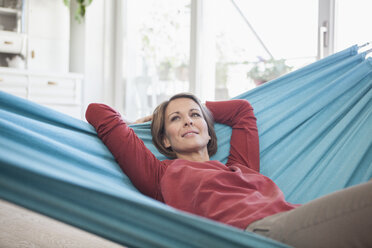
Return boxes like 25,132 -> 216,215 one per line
86,100 -> 298,229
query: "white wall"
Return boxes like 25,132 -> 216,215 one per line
70,0 -> 113,115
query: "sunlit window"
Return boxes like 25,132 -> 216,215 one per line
125,0 -> 190,120
213,0 -> 318,99
334,0 -> 372,54
122,1 -> 359,119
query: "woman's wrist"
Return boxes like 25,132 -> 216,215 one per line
134,114 -> 153,124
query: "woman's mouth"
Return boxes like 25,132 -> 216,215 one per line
182,131 -> 199,137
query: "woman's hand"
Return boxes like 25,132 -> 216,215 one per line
134,114 -> 153,124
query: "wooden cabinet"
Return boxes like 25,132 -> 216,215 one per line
0,4 -> 25,67
26,0 -> 70,73
0,5 -> 22,33
0,68 -> 84,119
0,1 -> 85,120
0,30 -> 25,54
0,0 -> 70,73
0,71 -> 28,97
27,36 -> 69,73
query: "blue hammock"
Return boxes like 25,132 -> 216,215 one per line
0,45 -> 371,248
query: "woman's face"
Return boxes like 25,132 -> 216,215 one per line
163,98 -> 211,156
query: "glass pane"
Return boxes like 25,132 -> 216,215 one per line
334,0 -> 372,53
213,0 -> 318,100
124,0 -> 190,120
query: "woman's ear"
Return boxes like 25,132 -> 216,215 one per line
163,135 -> 171,148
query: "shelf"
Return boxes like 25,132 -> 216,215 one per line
0,7 -> 21,16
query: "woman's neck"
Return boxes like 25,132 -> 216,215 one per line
176,150 -> 210,162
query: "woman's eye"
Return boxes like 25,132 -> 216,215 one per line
171,116 -> 180,121
191,112 -> 201,117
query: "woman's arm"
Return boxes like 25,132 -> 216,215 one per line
86,103 -> 166,200
206,100 -> 259,172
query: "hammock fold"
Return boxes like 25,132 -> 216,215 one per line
0,45 -> 371,248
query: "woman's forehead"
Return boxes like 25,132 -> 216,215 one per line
166,98 -> 200,113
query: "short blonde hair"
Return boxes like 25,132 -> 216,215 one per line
151,93 -> 217,159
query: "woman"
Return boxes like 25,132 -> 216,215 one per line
86,92 -> 372,248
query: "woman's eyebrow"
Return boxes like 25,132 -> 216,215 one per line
168,108 -> 200,118
190,108 -> 201,112
168,111 -> 180,118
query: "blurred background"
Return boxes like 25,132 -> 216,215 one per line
0,0 -> 371,120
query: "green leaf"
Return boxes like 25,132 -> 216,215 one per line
63,0 -> 70,7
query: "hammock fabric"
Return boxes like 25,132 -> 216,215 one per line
0,45 -> 371,248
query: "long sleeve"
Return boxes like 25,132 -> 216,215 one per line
206,100 -> 259,172
85,103 -> 166,200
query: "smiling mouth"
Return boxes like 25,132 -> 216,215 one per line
182,131 -> 199,137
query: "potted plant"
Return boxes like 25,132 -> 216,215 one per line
157,60 -> 172,81
63,0 -> 93,23
247,58 -> 292,86
175,62 -> 188,82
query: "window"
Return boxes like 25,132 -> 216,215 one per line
334,0 -> 372,53
124,0 -> 190,120
121,0 -> 369,120
212,0 -> 318,99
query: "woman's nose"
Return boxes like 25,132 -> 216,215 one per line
184,118 -> 193,126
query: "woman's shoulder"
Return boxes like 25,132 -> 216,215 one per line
86,103 -> 117,121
